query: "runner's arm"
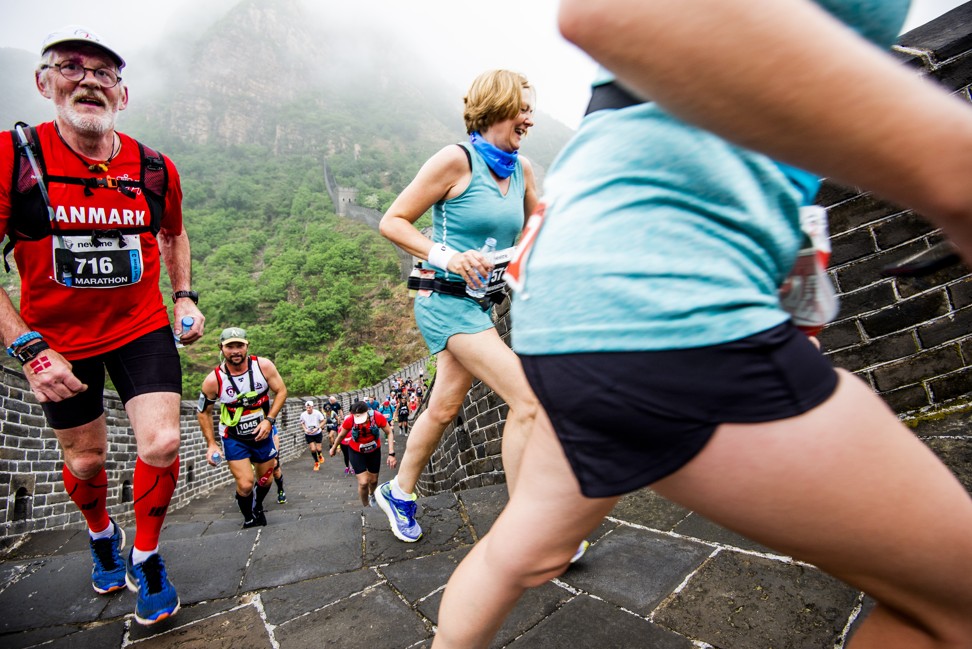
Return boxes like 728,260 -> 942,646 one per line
196,373 -> 221,464
557,0 -> 972,260
0,289 -> 85,403
256,358 -> 288,442
382,423 -> 397,468
158,225 -> 204,343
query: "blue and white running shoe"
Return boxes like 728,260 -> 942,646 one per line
375,481 -> 422,542
89,518 -> 126,594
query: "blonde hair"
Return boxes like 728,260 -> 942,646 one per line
463,70 -> 533,135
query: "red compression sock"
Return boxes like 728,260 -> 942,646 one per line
132,456 -> 179,552
63,464 -> 111,534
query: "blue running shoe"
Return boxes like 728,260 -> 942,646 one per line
126,550 -> 180,625
570,540 -> 591,564
375,481 -> 422,542
89,518 -> 126,594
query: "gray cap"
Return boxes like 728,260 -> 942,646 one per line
219,327 -> 248,345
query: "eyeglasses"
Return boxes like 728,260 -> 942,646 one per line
42,62 -> 121,88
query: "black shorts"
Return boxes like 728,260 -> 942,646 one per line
305,433 -> 324,444
348,446 -> 382,475
42,326 -> 182,430
520,321 -> 838,498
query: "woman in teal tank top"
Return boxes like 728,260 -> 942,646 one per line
376,70 -> 544,546
434,2 -> 972,648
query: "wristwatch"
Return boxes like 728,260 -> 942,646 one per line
13,340 -> 50,365
265,417 -> 277,426
171,290 -> 199,304
388,452 -> 396,457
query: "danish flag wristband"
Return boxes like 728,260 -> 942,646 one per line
427,244 -> 460,272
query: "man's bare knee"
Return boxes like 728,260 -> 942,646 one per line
137,429 -> 180,465
64,451 -> 107,480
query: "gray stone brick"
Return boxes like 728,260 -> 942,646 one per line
918,305 -> 972,348
872,346 -> 964,392
861,290 -> 951,338
929,367 -> 972,402
828,332 -> 918,373
872,211 -> 937,250
835,281 -> 897,319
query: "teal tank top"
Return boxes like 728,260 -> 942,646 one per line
426,142 -> 525,283
512,0 -> 910,355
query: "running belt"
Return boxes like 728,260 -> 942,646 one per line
584,81 -> 646,115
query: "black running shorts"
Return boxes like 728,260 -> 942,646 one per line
519,321 -> 838,498
348,446 -> 382,475
42,326 -> 182,430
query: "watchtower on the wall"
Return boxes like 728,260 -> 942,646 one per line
335,186 -> 358,216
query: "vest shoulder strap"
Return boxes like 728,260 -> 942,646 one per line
3,122 -> 169,272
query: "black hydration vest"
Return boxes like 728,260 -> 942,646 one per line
4,121 -> 168,271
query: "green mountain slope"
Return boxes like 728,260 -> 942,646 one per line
0,0 -> 573,398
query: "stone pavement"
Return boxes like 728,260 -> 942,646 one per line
0,433 -> 870,649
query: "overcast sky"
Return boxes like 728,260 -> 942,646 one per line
0,0 -> 966,129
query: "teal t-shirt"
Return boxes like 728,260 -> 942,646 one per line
512,0 -> 910,354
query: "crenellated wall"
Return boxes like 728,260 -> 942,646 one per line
814,3 -> 972,412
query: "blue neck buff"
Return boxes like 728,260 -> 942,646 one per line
469,132 -> 518,179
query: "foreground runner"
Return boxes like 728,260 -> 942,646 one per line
432,2 -> 972,647
0,25 -> 203,626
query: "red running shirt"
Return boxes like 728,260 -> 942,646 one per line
0,122 -> 184,359
340,411 -> 389,452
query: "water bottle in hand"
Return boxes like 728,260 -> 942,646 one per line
173,316 -> 194,348
466,237 -> 497,299
211,451 -> 222,466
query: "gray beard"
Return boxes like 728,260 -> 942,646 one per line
55,102 -> 116,136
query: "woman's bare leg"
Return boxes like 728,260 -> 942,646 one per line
651,370 -> 972,648
395,349 -> 473,494
433,410 -> 616,649
445,328 -> 539,493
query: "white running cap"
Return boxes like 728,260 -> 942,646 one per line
41,25 -> 125,69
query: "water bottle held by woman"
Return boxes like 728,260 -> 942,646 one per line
466,237 -> 497,299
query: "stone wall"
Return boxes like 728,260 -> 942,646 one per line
814,3 -> 972,413
0,358 -> 428,539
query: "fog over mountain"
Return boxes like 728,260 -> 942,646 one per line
0,0 -> 572,168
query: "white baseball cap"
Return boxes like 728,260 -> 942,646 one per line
305,401 -> 314,408
41,25 -> 125,69
353,412 -> 368,424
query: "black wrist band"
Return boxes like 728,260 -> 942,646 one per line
16,340 -> 50,365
